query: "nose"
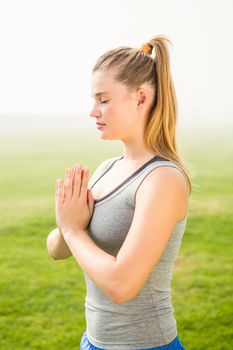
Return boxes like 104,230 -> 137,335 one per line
89,104 -> 101,118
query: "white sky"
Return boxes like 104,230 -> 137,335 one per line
0,0 -> 232,126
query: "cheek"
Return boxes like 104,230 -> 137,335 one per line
104,101 -> 135,127
117,103 -> 135,125
101,102 -> 114,116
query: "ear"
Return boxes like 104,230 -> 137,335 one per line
136,87 -> 147,108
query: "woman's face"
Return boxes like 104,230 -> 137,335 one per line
89,69 -> 141,141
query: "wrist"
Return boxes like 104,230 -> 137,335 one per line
63,228 -> 84,242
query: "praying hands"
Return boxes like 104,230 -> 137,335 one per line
55,164 -> 95,239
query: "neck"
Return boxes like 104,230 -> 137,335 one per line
120,141 -> 157,163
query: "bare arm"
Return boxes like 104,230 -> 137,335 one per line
46,227 -> 72,259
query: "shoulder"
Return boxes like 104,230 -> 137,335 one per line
135,164 -> 189,222
136,164 -> 189,198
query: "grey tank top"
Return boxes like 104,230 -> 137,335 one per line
84,155 -> 189,350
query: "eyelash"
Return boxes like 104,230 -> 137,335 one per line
100,100 -> 109,104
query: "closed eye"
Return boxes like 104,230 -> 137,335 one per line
101,100 -> 109,104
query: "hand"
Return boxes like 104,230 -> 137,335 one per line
55,164 -> 95,237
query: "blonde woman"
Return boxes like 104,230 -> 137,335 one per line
47,35 -> 192,350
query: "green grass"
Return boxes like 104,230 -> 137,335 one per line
0,122 -> 232,349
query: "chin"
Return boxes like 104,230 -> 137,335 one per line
100,134 -> 115,140
100,134 -> 119,141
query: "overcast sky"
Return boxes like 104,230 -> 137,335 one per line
0,0 -> 232,127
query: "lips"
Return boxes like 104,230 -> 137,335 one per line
96,122 -> 106,126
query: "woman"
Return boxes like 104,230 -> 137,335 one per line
47,35 -> 192,350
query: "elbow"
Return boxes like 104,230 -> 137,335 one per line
47,249 -> 70,260
109,290 -> 124,305
46,243 -> 70,260
46,229 -> 72,260
47,244 -> 58,260
109,278 -> 133,305
111,287 -> 132,305
108,264 -> 137,304
48,249 -> 59,260
46,243 -> 65,260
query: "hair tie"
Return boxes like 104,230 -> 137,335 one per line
138,43 -> 153,55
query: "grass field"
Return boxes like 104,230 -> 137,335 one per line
0,119 -> 232,349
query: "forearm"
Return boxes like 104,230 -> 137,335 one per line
47,228 -> 72,259
63,229 -> 117,301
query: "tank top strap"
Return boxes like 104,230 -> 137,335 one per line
88,156 -> 123,189
125,159 -> 189,209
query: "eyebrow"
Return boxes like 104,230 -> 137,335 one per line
91,91 -> 109,98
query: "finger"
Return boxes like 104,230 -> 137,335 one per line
65,168 -> 74,199
64,167 -> 74,199
63,169 -> 69,198
55,179 -> 63,203
55,179 -> 63,196
73,165 -> 83,197
80,167 -> 89,198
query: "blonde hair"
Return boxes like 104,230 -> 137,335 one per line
92,35 -> 194,196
